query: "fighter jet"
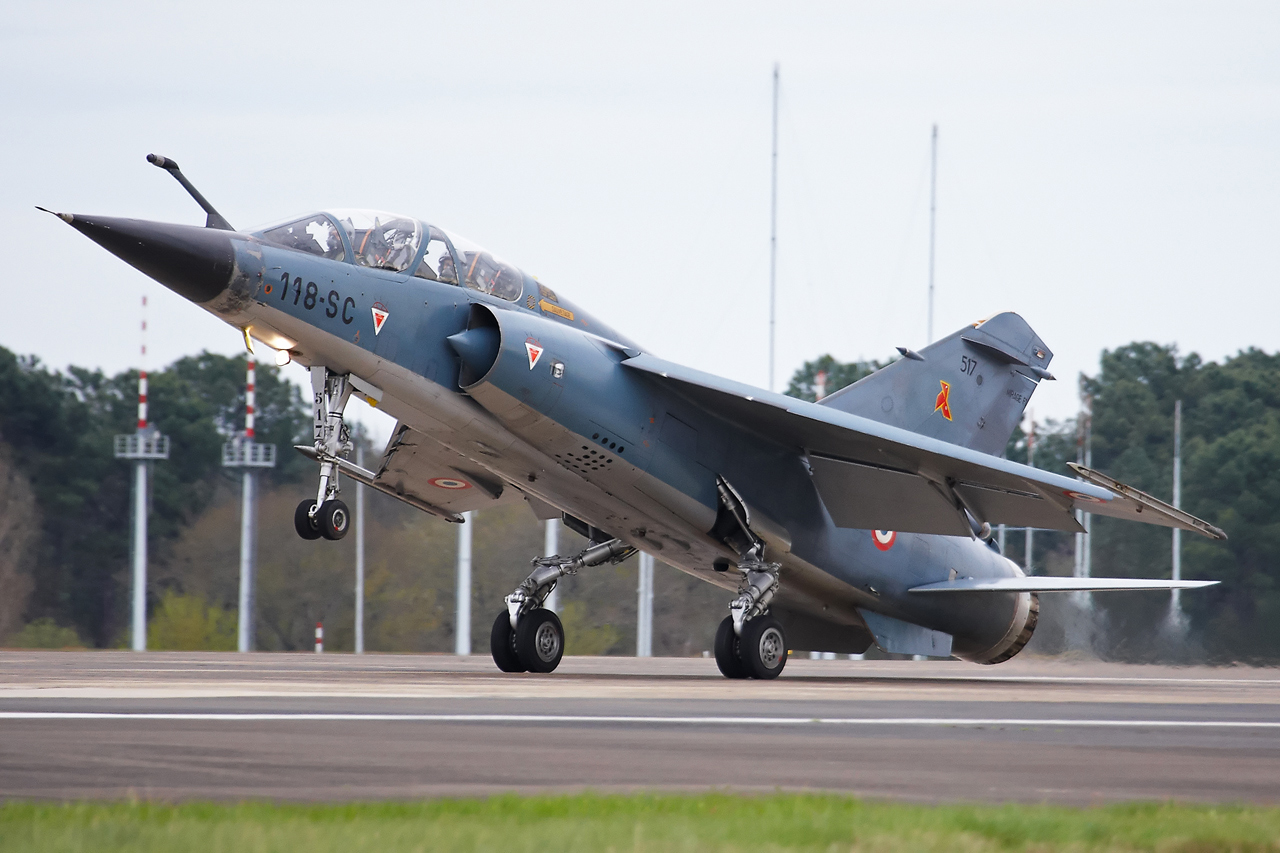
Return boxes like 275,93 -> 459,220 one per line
47,155 -> 1225,678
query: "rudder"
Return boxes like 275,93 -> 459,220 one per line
819,312 -> 1053,457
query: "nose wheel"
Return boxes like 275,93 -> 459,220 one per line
296,367 -> 354,541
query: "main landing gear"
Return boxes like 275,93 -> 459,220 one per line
490,537 -> 636,673
714,559 -> 787,680
295,368 -> 353,542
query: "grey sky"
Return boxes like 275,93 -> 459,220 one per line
5,1 -> 1277,447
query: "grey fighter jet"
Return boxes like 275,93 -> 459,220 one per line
47,156 -> 1224,678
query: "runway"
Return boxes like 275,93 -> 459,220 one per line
2,651 -> 1278,804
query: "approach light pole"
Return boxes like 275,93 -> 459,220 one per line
1024,415 -> 1035,575
222,355 -> 276,653
455,511 -> 473,656
637,552 -> 654,657
543,518 -> 559,613
768,62 -> 779,392
927,124 -> 938,345
114,295 -> 169,651
355,443 -> 366,654
1169,399 -> 1185,629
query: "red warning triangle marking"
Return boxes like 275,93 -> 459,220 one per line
525,341 -> 544,370
371,305 -> 389,335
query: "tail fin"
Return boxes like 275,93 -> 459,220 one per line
820,312 -> 1053,457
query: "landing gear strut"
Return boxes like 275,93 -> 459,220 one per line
709,476 -> 787,679
489,537 -> 636,673
295,367 -> 353,541
713,559 -> 787,680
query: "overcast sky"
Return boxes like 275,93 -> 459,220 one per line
4,2 -> 1277,447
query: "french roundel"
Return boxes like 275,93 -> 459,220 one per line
428,477 -> 471,490
873,530 -> 897,551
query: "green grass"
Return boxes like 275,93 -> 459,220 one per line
2,793 -> 1278,852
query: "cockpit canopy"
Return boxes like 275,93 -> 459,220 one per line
256,210 -> 527,303
336,210 -> 421,272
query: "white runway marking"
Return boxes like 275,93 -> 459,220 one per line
2,712 -> 1278,728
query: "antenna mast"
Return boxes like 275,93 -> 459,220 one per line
927,124 -> 938,344
769,63 -> 779,392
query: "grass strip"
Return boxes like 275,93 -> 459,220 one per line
2,793 -> 1278,852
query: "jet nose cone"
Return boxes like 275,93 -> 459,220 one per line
446,325 -> 501,385
63,214 -> 236,304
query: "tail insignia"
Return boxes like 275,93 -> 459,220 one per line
934,380 -> 952,421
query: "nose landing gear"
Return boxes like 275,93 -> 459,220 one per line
490,537 -> 635,674
296,368 -> 354,541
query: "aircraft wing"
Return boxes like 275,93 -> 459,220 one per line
910,577 -> 1219,593
296,423 -> 523,522
621,354 -> 1226,540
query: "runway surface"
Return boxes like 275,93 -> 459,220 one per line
2,651 -> 1279,804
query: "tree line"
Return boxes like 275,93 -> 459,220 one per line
1,341 -> 1275,662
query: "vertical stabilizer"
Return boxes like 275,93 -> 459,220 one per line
820,313 -> 1053,457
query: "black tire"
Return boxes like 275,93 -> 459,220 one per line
319,499 -> 350,541
515,608 -> 564,673
294,499 -> 322,540
740,615 -> 788,680
714,616 -> 749,679
490,611 -> 527,673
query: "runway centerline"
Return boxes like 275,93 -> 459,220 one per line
3,711 -> 1278,728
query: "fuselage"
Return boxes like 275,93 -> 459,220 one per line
69,208 -> 1033,662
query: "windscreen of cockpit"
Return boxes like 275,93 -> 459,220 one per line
260,215 -> 346,261
332,210 -> 422,272
444,230 -> 525,302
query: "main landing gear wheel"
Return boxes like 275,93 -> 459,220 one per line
515,608 -> 565,673
740,615 -> 788,680
318,499 -> 350,541
294,500 -> 322,540
490,612 -> 527,673
714,616 -> 748,679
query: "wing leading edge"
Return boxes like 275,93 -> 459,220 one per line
621,354 -> 1226,541
910,577 -> 1219,593
296,423 -> 523,522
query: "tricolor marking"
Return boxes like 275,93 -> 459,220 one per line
428,477 -> 471,490
873,530 -> 897,551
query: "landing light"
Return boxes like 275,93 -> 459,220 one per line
275,349 -> 292,367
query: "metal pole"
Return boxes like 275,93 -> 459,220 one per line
355,444 -> 365,654
1073,409 -> 1086,610
455,511 -> 472,655
1083,408 -> 1093,585
543,518 -> 559,613
768,62 -> 779,392
1024,417 -> 1035,574
132,460 -> 147,651
237,469 -> 255,652
637,552 -> 654,657
1171,399 -> 1183,619
237,356 -> 258,653
927,124 -> 938,345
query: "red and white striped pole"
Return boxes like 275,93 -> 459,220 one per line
137,295 -> 148,430
244,357 -> 256,439
237,352 -> 260,653
315,622 -> 324,653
